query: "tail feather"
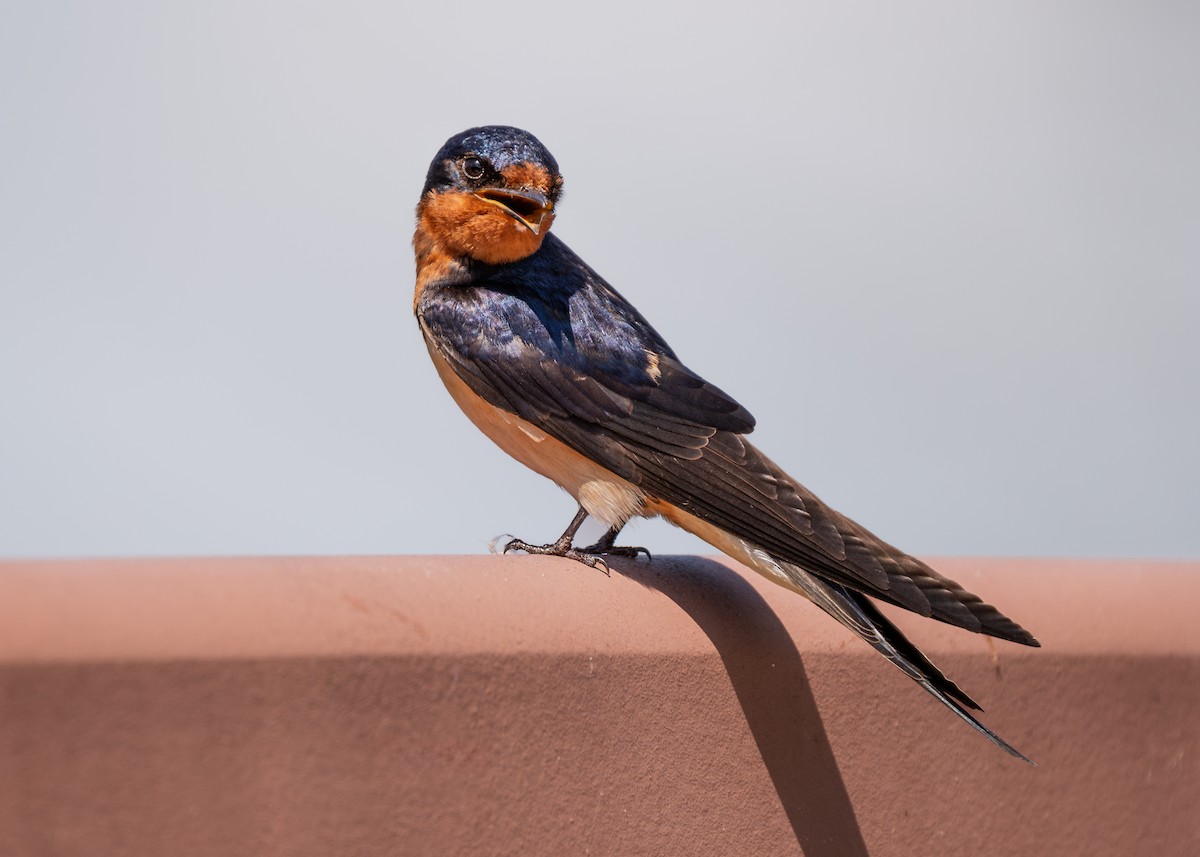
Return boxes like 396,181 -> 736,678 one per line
780,560 -> 1035,764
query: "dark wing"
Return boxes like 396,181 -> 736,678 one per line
639,431 -> 1038,645
420,236 -> 1036,646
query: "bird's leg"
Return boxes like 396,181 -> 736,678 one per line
579,523 -> 652,561
503,506 -> 613,572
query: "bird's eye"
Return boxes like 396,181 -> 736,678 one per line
462,157 -> 485,180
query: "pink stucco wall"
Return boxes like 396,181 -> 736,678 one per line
1,555 -> 1196,855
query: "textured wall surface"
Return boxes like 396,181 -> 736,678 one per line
1,555 -> 1197,856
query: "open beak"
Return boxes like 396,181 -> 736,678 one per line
473,187 -> 554,235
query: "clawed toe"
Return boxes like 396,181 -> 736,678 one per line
501,537 -> 533,555
565,549 -> 611,575
580,542 -> 652,561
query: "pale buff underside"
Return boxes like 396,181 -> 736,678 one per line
423,338 -> 646,529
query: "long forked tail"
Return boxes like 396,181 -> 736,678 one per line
794,568 -> 1035,764
653,502 -> 1035,762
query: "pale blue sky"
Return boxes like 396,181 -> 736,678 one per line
2,2 -> 1197,559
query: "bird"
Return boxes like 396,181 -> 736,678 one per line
412,125 -> 1040,762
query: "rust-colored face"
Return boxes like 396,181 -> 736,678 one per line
418,158 -> 562,265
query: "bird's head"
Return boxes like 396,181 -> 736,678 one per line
416,126 -> 563,265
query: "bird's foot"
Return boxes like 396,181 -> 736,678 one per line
578,522 -> 651,563
502,537 -> 614,575
577,541 -> 652,562
498,508 -> 651,576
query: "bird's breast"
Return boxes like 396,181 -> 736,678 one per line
422,334 -> 646,528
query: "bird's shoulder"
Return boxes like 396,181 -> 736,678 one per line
419,236 -> 663,373
417,234 -> 756,444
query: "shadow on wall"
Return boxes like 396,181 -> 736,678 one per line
615,555 -> 870,857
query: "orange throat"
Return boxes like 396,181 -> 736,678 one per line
415,190 -> 553,267
412,221 -> 465,311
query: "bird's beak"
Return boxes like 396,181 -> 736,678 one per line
473,187 -> 555,235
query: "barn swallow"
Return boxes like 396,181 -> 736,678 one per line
413,125 -> 1039,762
